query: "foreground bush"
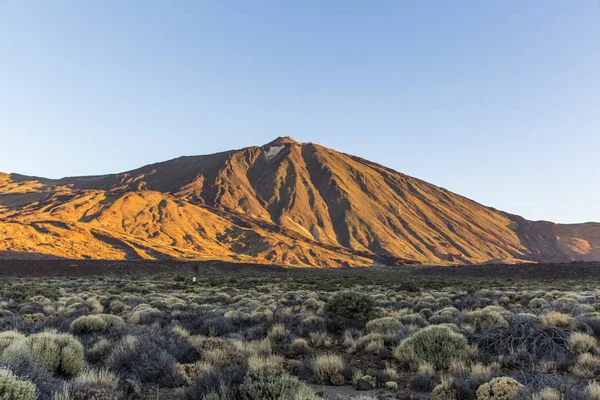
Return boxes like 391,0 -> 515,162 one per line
394,325 -> 469,370
240,373 -> 316,400
0,352 -> 61,400
107,335 -> 178,386
0,331 -> 25,354
430,378 -> 459,400
311,354 -> 345,385
476,377 -> 523,400
0,369 -> 37,400
53,369 -> 120,400
180,365 -> 247,400
2,331 -> 86,376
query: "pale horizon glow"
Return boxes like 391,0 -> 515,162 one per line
1,1 -> 599,224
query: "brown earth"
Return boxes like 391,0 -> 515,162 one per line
1,137 -> 599,267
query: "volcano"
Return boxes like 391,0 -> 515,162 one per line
1,138 -> 598,267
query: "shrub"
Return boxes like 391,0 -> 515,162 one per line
106,335 -> 178,386
0,352 -> 61,400
0,331 -> 25,354
268,323 -> 288,341
532,388 -> 561,400
20,313 -> 46,325
87,339 -> 113,364
324,292 -> 375,328
571,352 -> 600,378
247,355 -> 285,376
409,369 -> 435,392
309,331 -> 334,348
528,298 -> 547,309
53,369 -> 120,400
70,315 -> 107,334
568,333 -> 598,354
431,378 -> 459,400
3,331 -> 86,376
180,365 -> 247,400
0,369 -> 37,400
177,361 -> 212,385
470,318 -> 571,365
393,325 -> 469,370
467,310 -> 507,331
476,377 -> 523,400
469,364 -> 492,385
230,338 -> 271,358
588,381 -> 600,400
311,354 -> 345,385
128,304 -> 162,324
290,338 -> 310,355
239,373 -> 315,400
365,317 -> 403,336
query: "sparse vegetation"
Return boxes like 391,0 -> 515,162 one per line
0,267 -> 599,398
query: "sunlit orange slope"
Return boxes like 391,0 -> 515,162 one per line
1,138 -> 598,266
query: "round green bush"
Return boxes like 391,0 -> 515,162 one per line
71,314 -> 125,334
240,373 -> 316,400
2,331 -> 87,376
393,325 -> 469,370
324,292 -> 375,327
71,315 -> 107,334
0,369 -> 37,400
476,377 -> 524,400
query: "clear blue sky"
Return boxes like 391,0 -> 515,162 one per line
1,1 -> 599,223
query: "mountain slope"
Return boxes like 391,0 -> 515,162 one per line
1,138 -> 598,266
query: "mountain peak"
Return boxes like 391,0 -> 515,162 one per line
263,136 -> 297,147
1,137 -> 599,266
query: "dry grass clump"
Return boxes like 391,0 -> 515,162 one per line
268,323 -> 288,340
541,311 -> 574,327
532,387 -> 561,400
290,338 -> 310,355
430,377 -> 458,400
231,338 -> 271,358
568,332 -> 598,354
311,354 -> 345,385
309,331 -> 334,348
247,354 -> 285,375
571,352 -> 600,378
54,368 -> 120,400
365,317 -> 403,335
470,362 -> 492,384
588,381 -> 600,400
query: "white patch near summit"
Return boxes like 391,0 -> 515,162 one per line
264,145 -> 285,161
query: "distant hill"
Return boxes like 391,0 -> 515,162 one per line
1,137 -> 598,267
